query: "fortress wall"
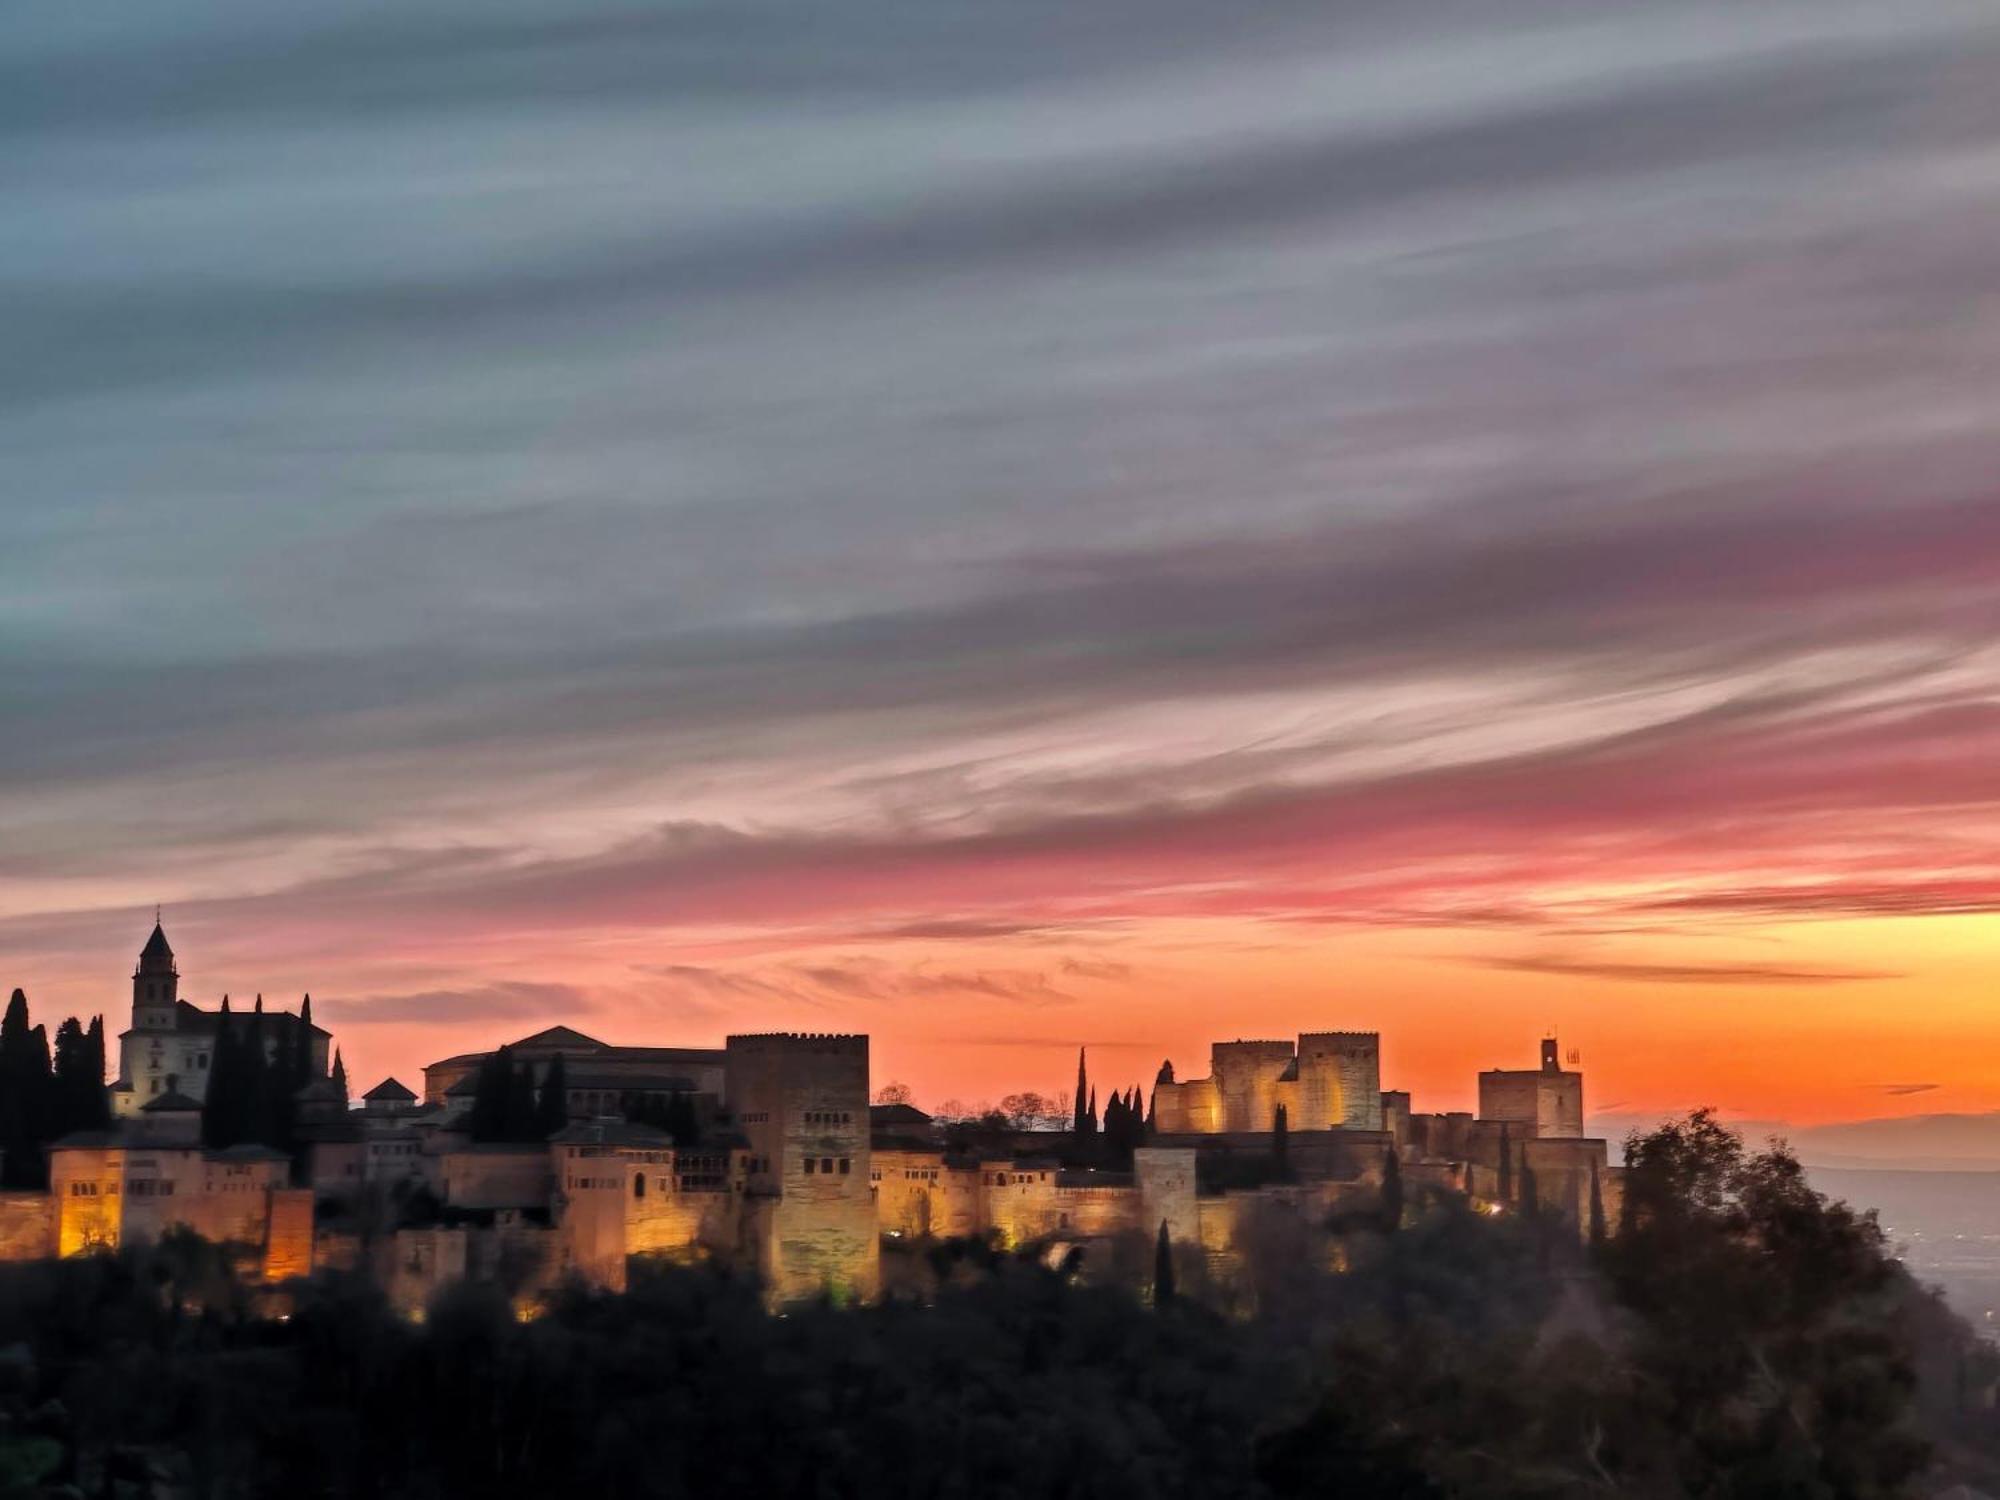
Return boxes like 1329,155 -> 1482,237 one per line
622,1150 -> 744,1261
0,1194 -> 54,1261
873,1149 -> 947,1238
51,1146 -> 123,1255
386,1227 -> 469,1313
443,1148 -> 554,1211
1211,1041 -> 1297,1133
1152,1077 -> 1220,1134
1298,1032 -> 1383,1131
1135,1147 -> 1197,1243
1381,1091 -> 1412,1148
263,1188 -> 315,1281
1478,1070 -> 1583,1139
1520,1137 -> 1610,1228
979,1161 -> 1060,1248
936,1166 -> 985,1239
1050,1184 -> 1140,1238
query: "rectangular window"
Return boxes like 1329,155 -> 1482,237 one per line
803,1158 -> 815,1174
839,1159 -> 851,1175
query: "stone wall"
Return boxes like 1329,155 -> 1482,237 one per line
263,1188 -> 315,1281
1211,1040 -> 1297,1132
0,1194 -> 54,1261
1477,1068 -> 1583,1138
727,1033 -> 879,1303
442,1146 -> 553,1210
1294,1032 -> 1383,1131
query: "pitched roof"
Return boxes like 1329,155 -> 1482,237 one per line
362,1077 -> 417,1102
870,1103 -> 933,1128
211,1142 -> 291,1162
549,1120 -> 674,1148
139,921 -> 174,965
510,1025 -> 608,1052
141,1089 -> 203,1113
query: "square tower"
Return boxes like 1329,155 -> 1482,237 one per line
724,1033 -> 878,1303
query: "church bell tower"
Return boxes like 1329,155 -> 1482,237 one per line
133,917 -> 179,1032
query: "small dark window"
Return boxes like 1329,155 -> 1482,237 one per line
839,1158 -> 851,1175
804,1158 -> 815,1174
634,1174 -> 646,1200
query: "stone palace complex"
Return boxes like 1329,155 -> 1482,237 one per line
0,924 -> 1621,1307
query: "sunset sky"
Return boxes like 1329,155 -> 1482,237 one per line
7,0 -> 2000,1134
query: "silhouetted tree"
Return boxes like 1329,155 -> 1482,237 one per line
1381,1147 -> 1402,1233
203,997 -> 244,1148
537,1054 -> 569,1137
1495,1123 -> 1512,1206
330,1048 -> 349,1107
467,1045 -> 515,1142
50,1017 -> 108,1138
1272,1103 -> 1290,1180
664,1089 -> 700,1148
0,990 -> 52,1188
1587,1164 -> 1606,1250
1073,1049 -> 1091,1137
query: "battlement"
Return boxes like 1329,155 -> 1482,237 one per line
726,1033 -> 868,1055
1297,1031 -> 1379,1049
1212,1039 -> 1296,1058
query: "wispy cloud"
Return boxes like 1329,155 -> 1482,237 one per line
1467,955 -> 1902,986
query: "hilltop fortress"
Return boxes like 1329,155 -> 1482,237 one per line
0,925 -> 1621,1308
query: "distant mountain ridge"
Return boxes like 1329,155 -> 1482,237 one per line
1592,1111 -> 2000,1171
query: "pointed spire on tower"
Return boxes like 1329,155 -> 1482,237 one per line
299,994 -> 312,1028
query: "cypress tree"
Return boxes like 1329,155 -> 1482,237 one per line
1381,1146 -> 1403,1232
665,1088 -> 700,1148
1588,1164 -> 1607,1249
204,998 -> 239,1148
537,1054 -> 570,1137
468,1045 -> 514,1141
244,997 -> 274,1147
84,1017 -> 110,1127
1085,1085 -> 1098,1136
1519,1162 -> 1539,1218
51,1018 -> 102,1138
505,1059 -> 539,1140
1496,1123 -> 1513,1206
1073,1048 -> 1089,1136
1153,1219 -> 1175,1306
330,1048 -> 349,1106
1272,1103 -> 1289,1179
0,991 -> 51,1189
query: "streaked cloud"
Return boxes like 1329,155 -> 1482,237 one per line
4,0 -> 2000,1122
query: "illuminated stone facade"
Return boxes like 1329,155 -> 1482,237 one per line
1153,1032 -> 1384,1134
725,1032 -> 879,1303
1477,1038 -> 1585,1139
3,924 -> 1629,1310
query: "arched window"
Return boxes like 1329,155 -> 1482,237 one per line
633,1174 -> 646,1199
